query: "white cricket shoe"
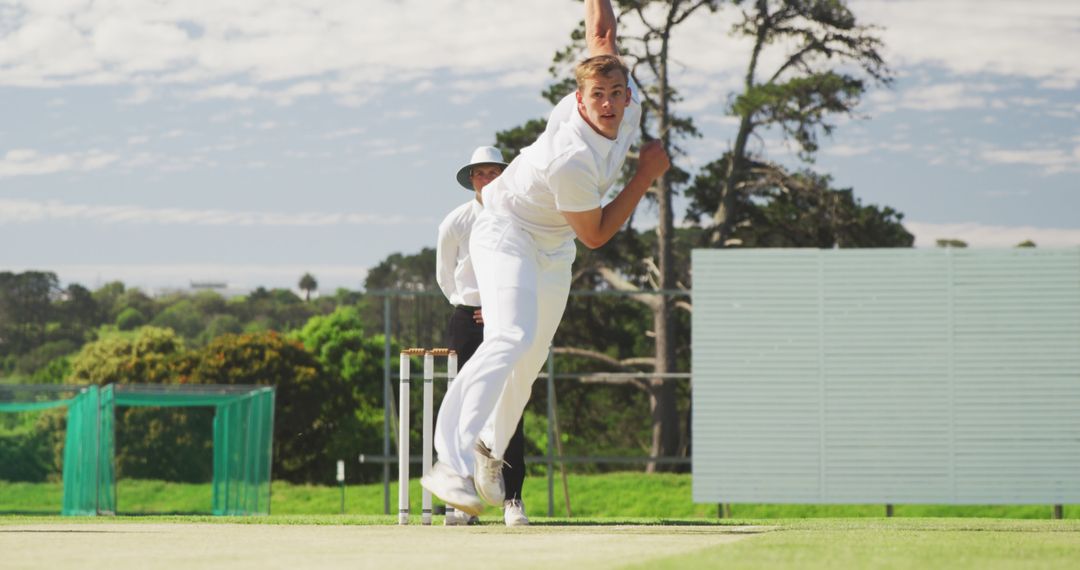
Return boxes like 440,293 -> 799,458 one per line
420,461 -> 485,517
503,498 -> 529,527
473,441 -> 506,506
443,508 -> 480,526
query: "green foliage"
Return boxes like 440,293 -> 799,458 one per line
63,327 -> 212,482
69,327 -> 187,386
936,238 -> 968,248
151,300 -> 204,339
199,314 -> 243,344
290,307 -> 389,481
29,356 -> 71,384
115,307 -> 147,331
363,248 -> 437,292
231,287 -> 316,334
0,411 -> 54,482
495,118 -> 547,161
734,72 -> 866,159
188,332 -> 349,483
8,340 -> 77,377
686,156 -> 912,247
0,271 -> 59,356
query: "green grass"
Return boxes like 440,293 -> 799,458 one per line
0,515 -> 1076,569
1,473 -> 1075,520
630,519 -> 1080,570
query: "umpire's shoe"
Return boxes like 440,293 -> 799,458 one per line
421,462 -> 484,517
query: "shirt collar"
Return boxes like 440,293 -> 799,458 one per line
570,107 -> 616,158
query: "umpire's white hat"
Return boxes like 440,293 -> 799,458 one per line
456,146 -> 508,190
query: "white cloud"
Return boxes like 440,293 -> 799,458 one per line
119,85 -> 154,104
193,82 -> 259,101
383,109 -> 419,120
0,148 -> 119,177
0,0 -> 582,90
854,0 -> 1080,85
905,221 -> 1080,248
1038,76 -> 1079,90
897,82 -> 994,111
823,144 -> 872,157
3,0 -> 1075,116
0,198 -> 430,226
321,127 -> 366,140
980,147 -> 1080,175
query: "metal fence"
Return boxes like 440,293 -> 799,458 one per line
362,289 -> 691,517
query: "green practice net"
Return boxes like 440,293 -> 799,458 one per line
0,384 -> 274,516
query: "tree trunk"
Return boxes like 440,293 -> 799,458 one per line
711,2 -> 769,246
646,25 -> 681,474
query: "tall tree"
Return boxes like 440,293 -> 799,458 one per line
539,0 -> 720,471
298,273 -> 318,302
496,0 -> 898,470
0,271 -> 61,355
361,247 -> 448,350
699,0 -> 892,245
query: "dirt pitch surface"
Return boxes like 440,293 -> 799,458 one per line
2,522 -> 767,569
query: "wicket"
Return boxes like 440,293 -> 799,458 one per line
398,348 -> 457,525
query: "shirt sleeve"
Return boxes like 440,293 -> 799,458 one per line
549,153 -> 602,213
435,213 -> 460,304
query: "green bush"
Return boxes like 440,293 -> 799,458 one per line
115,307 -> 146,331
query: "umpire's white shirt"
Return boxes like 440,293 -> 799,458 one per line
435,199 -> 482,307
484,78 -> 642,249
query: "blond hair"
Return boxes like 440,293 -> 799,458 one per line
574,55 -> 629,89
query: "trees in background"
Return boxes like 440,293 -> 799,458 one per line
299,273 -> 318,301
484,0 -> 912,470
0,0 -> 919,486
702,0 -> 893,246
1,280 -> 381,484
187,332 -> 350,482
290,307 -> 389,480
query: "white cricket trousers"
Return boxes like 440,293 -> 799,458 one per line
434,209 -> 573,477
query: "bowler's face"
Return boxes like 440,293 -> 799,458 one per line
576,71 -> 631,140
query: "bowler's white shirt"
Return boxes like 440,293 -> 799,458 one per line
436,199 -> 483,307
484,79 -> 642,250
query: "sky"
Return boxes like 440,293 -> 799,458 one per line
1,0 -> 1078,293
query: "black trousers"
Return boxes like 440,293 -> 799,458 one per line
447,305 -> 527,501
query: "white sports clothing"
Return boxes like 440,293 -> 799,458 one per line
484,78 -> 642,249
435,199 -> 483,307
434,78 -> 641,478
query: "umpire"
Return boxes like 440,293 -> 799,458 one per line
435,146 -> 529,526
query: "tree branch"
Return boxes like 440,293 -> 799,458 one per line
595,266 -> 662,310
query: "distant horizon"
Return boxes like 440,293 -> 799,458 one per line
9,222 -> 1079,295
